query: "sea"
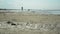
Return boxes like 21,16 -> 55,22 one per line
0,9 -> 60,14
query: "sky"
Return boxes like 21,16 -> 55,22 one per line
0,0 -> 60,9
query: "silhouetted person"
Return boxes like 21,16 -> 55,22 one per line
21,7 -> 23,11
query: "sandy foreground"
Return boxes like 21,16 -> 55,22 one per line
0,12 -> 60,34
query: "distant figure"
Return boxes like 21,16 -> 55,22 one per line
21,6 -> 23,11
28,9 -> 30,11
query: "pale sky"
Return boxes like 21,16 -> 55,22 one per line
0,0 -> 60,9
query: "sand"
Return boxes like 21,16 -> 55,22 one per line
0,12 -> 60,34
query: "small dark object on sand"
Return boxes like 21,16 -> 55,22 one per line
11,23 -> 16,25
7,21 -> 16,25
7,21 -> 12,24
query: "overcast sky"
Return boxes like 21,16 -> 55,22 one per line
0,0 -> 60,9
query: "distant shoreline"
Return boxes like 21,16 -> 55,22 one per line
0,9 -> 60,11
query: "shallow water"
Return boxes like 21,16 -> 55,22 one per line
0,10 -> 60,14
37,11 -> 60,14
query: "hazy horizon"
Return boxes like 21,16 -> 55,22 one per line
0,0 -> 60,10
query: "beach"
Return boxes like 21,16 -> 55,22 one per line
0,10 -> 60,34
